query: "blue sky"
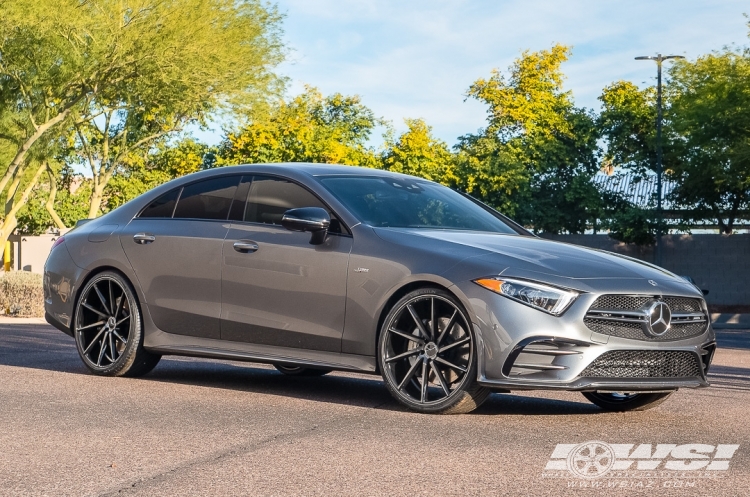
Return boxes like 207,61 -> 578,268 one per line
197,0 -> 750,147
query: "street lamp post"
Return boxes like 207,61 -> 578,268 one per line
635,54 -> 684,268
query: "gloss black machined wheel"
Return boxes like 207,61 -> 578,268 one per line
74,271 -> 160,377
378,288 -> 490,414
582,391 -> 675,412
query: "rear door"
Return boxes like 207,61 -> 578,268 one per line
221,175 -> 352,352
121,175 -> 241,339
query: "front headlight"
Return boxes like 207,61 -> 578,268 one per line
473,277 -> 579,316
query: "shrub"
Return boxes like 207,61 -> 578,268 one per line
0,271 -> 44,317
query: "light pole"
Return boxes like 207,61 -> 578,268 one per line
635,54 -> 684,268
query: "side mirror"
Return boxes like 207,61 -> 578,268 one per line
281,207 -> 330,245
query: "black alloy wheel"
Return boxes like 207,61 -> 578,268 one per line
582,391 -> 674,411
378,288 -> 490,414
74,271 -> 160,376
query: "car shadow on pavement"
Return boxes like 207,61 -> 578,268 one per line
6,323 -> 749,414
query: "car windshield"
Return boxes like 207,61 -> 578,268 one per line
319,176 -> 518,234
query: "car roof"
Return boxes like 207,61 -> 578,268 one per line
231,162 -> 417,179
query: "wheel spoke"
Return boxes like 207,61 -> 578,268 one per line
385,348 -> 421,363
112,330 -> 127,344
108,333 -> 116,362
96,336 -> 107,366
116,314 -> 130,326
93,284 -> 110,316
82,302 -> 108,319
388,327 -> 425,346
406,304 -> 431,340
435,356 -> 467,374
431,362 -> 451,396
430,298 -> 436,340
77,320 -> 104,332
436,309 -> 458,346
108,280 -> 115,316
397,356 -> 423,390
420,360 -> 428,403
439,336 -> 470,354
114,293 -> 125,320
82,328 -> 106,354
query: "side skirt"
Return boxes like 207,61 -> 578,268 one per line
144,330 -> 377,373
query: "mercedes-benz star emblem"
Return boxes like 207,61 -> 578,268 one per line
644,301 -> 672,337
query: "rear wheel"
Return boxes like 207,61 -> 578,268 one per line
74,271 -> 160,377
582,391 -> 674,411
274,364 -> 332,377
378,288 -> 490,414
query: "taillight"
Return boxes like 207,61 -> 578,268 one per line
51,236 -> 65,251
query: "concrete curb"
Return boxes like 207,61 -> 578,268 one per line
0,316 -> 47,324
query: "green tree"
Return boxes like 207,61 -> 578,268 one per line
67,0 -> 285,218
381,119 -> 457,185
16,165 -> 92,235
457,45 -> 602,232
218,87 -> 381,167
668,47 -> 750,233
105,138 -> 214,212
1,0 -> 284,242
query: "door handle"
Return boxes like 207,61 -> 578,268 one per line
133,233 -> 156,244
233,240 -> 259,253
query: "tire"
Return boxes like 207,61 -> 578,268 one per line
73,271 -> 161,377
582,391 -> 675,412
378,287 -> 490,414
274,364 -> 332,377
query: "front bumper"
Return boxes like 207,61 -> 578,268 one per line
461,282 -> 715,391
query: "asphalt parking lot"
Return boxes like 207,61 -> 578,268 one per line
1,323 -> 748,497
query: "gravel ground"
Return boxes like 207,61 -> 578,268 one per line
0,323 -> 748,497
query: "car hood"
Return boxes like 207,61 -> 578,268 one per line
376,228 -> 688,283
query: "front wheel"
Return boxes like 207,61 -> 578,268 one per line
74,271 -> 160,377
582,391 -> 675,412
378,288 -> 490,414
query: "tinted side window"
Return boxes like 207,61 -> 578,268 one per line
173,176 -> 240,220
244,176 -> 343,234
140,188 -> 181,218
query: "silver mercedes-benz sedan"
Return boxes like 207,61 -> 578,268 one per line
43,163 -> 716,414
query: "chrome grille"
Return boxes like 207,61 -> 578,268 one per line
584,294 -> 707,341
581,350 -> 702,378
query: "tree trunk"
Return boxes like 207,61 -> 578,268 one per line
0,161 -> 47,248
45,164 -> 66,229
0,107 -> 75,196
87,184 -> 105,219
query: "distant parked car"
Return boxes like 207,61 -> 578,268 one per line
44,163 -> 716,414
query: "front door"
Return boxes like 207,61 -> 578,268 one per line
221,175 -> 351,352
121,175 -> 241,339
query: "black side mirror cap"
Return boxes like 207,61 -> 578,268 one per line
281,207 -> 330,245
